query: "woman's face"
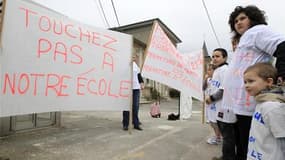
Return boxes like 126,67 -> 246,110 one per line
234,12 -> 251,35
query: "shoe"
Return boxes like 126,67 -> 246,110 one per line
134,126 -> 143,131
123,126 -> 128,131
207,137 -> 219,145
216,137 -> 222,145
212,156 -> 222,160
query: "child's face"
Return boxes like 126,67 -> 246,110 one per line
243,70 -> 273,96
132,55 -> 139,63
234,12 -> 251,35
232,40 -> 238,51
212,51 -> 226,66
206,68 -> 214,77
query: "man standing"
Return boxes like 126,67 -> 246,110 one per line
122,54 -> 144,131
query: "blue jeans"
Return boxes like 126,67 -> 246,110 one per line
122,89 -> 140,128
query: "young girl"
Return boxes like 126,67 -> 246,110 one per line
221,5 -> 285,160
203,63 -> 222,145
243,63 -> 285,160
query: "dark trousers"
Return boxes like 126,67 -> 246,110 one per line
217,121 -> 237,160
235,115 -> 252,160
122,89 -> 140,128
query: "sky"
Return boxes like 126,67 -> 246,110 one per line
33,0 -> 285,55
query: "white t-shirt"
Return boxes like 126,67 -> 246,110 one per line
222,25 -> 285,116
133,62 -> 141,90
247,101 -> 285,160
209,64 -> 236,123
212,64 -> 236,123
205,78 -> 217,123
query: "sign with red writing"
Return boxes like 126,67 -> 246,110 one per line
0,0 -> 133,117
142,21 -> 203,100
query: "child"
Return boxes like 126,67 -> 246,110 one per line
203,63 -> 222,145
243,63 -> 285,160
206,48 -> 239,160
150,101 -> 161,118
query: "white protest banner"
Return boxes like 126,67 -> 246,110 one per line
142,21 -> 203,101
0,0 -> 133,117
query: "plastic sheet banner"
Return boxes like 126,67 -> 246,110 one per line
0,0 -> 133,117
142,21 -> 203,101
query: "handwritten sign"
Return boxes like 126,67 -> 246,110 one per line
142,22 -> 203,100
0,0 -> 133,117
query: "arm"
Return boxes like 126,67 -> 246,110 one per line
137,73 -> 144,89
210,89 -> 224,102
266,106 -> 285,158
137,73 -> 144,83
205,89 -> 223,104
205,67 -> 226,104
254,27 -> 285,80
273,41 -> 285,80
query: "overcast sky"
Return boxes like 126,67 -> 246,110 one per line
33,0 -> 285,55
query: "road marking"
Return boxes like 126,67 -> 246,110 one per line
112,127 -> 183,160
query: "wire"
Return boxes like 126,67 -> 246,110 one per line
201,0 -> 221,47
98,0 -> 110,28
93,0 -> 108,28
110,0 -> 120,27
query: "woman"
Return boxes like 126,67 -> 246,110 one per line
221,5 -> 285,160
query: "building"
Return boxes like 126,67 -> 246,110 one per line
111,18 -> 182,101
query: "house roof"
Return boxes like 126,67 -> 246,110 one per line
110,18 -> 182,44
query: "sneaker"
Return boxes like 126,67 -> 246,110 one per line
216,137 -> 222,145
206,137 -> 218,145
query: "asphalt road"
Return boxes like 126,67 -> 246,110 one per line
0,98 -> 221,160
